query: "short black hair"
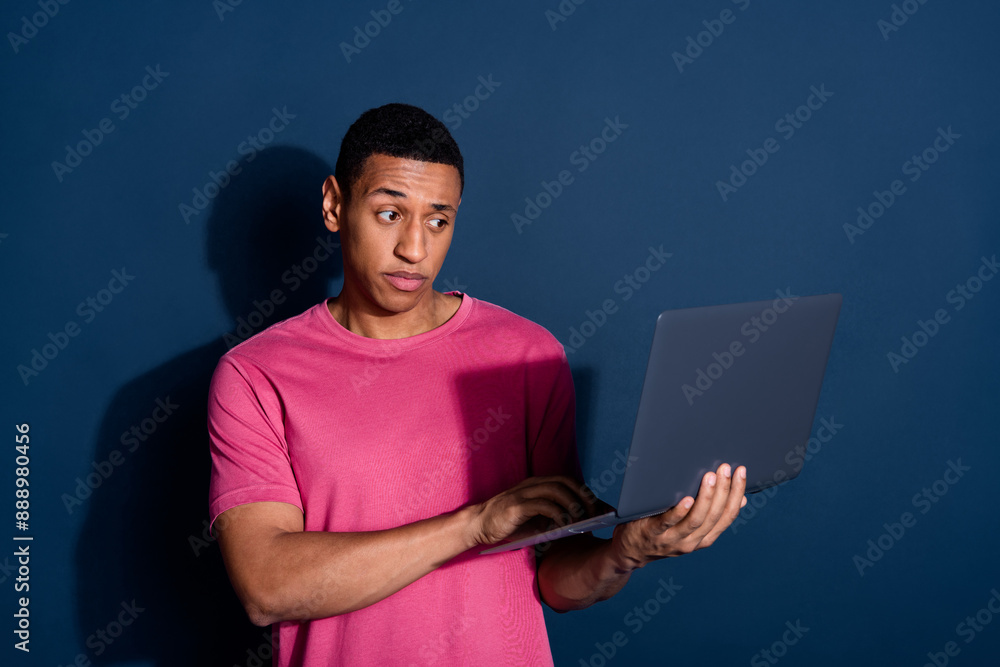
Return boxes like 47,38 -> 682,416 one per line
334,103 -> 464,201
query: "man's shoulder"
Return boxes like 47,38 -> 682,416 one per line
221,301 -> 326,364
464,294 -> 566,358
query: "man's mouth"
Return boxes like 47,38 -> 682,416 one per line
385,271 -> 426,292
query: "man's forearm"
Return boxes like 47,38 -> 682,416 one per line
536,534 -> 637,612
235,505 -> 480,626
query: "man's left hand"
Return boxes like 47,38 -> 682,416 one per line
608,463 -> 748,572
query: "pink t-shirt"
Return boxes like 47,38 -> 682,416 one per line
208,292 -> 582,666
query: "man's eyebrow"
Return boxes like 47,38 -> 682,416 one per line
367,187 -> 456,213
367,187 -> 407,199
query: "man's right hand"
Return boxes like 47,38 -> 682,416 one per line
468,475 -> 599,546
214,475 -> 600,625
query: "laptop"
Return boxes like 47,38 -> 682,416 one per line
480,291 -> 842,554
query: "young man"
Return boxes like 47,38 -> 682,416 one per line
208,103 -> 747,665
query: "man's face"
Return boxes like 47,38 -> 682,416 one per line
323,154 -> 461,315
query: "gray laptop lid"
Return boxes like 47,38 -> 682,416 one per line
615,292 -> 842,520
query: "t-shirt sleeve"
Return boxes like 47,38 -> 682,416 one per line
525,342 -> 584,483
207,353 -> 303,532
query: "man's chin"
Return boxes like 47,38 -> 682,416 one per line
375,284 -> 433,312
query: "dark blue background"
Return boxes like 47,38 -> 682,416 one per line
2,1 -> 998,665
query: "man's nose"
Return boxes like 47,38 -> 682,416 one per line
394,218 -> 427,263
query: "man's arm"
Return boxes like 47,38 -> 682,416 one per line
215,475 -> 596,626
537,463 -> 747,612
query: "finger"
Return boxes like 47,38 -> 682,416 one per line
700,465 -> 748,546
574,481 -> 601,517
682,464 -> 733,545
513,475 -> 587,496
674,471 -> 719,537
507,498 -> 578,532
703,463 -> 735,530
733,465 -> 747,496
548,477 -> 599,519
725,466 -> 747,518
515,478 -> 597,523
727,466 -> 747,515
651,497 -> 694,535
731,465 -> 748,513
543,475 -> 601,518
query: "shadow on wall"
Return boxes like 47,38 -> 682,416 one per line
72,146 -> 341,666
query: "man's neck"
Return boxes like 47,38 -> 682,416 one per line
327,287 -> 462,340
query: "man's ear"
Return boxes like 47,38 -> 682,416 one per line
322,175 -> 345,232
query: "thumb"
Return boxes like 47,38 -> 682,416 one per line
652,497 -> 693,535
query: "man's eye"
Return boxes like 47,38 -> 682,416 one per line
429,218 -> 448,229
377,210 -> 400,222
